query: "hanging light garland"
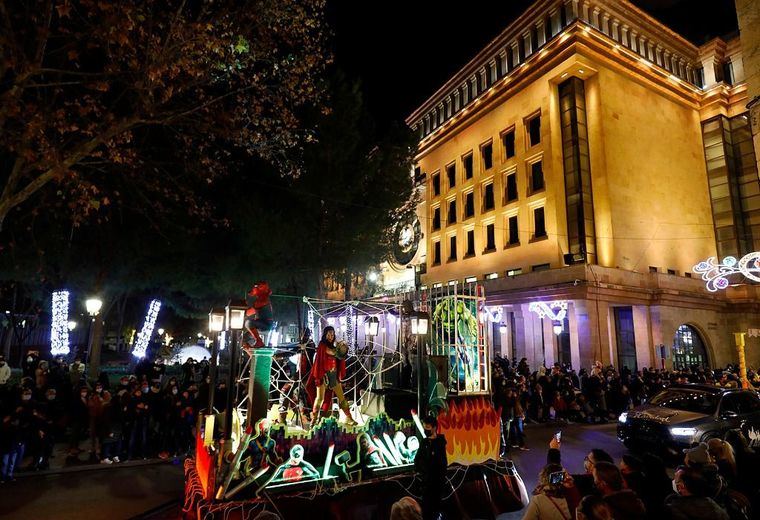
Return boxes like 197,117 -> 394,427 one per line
528,300 -> 568,321
50,290 -> 70,356
132,299 -> 161,359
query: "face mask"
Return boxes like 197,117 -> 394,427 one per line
22,395 -> 31,401
672,479 -> 679,494
96,388 -> 103,393
172,388 -> 178,395
47,395 -> 56,401
81,393 -> 88,398
0,361 -> 5,366
142,387 -> 149,393
424,427 -> 434,437
27,357 -> 33,362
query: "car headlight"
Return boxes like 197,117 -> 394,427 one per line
618,412 -> 628,424
669,427 -> 697,437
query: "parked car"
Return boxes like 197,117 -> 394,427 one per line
617,384 -> 760,457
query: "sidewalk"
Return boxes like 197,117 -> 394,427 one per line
14,439 -> 182,478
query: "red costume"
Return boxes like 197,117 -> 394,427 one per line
311,340 -> 346,383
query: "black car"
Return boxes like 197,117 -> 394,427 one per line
617,384 -> 760,457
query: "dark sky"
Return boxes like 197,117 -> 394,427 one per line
328,0 -> 738,128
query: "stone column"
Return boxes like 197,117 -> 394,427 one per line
572,300 -> 611,371
568,302 -> 582,370
632,305 -> 653,370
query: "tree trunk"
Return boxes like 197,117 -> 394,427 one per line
88,314 -> 105,381
2,284 -> 17,360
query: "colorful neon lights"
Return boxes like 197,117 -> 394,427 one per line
694,253 -> 760,291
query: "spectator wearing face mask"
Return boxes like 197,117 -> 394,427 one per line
0,412 -> 25,483
127,386 -> 150,460
67,386 -> 90,462
665,465 -> 729,520
88,382 -> 111,463
414,415 -> 448,520
69,358 -> 86,386
22,352 -> 39,379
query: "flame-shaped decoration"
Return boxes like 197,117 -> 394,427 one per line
438,396 -> 501,465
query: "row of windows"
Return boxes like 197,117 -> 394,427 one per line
431,112 -> 541,197
431,159 -> 544,230
430,207 -> 547,265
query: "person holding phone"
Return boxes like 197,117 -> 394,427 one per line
522,463 -> 575,520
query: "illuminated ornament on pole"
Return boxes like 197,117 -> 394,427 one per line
132,299 -> 161,359
51,290 -> 70,355
528,300 -> 568,321
694,253 -> 760,291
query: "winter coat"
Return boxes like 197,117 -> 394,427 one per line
663,494 -> 730,520
521,494 -> 572,520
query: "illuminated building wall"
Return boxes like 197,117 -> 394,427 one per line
408,0 -> 760,371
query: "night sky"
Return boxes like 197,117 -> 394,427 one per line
327,0 -> 739,129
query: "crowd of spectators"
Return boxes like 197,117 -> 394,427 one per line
520,429 -> 758,520
491,354 -> 760,452
0,352 -> 223,483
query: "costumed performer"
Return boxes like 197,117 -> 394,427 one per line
310,326 -> 357,426
244,281 -> 274,350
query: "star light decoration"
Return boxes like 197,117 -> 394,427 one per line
132,299 -> 161,359
693,252 -> 760,292
51,290 -> 71,356
528,300 -> 568,321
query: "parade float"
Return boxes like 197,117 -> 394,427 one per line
183,283 -> 527,519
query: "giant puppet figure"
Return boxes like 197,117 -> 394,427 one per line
309,326 -> 357,426
244,281 -> 274,350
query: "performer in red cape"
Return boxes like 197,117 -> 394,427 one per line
310,326 -> 356,426
244,281 -> 274,350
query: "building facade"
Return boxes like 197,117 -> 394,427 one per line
406,0 -> 760,372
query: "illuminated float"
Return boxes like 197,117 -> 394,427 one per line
183,283 -> 527,519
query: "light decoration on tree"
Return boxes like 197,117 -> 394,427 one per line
528,300 -> 568,321
50,290 -> 70,356
693,253 -> 760,292
132,299 -> 161,359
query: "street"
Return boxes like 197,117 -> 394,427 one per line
0,462 -> 184,520
0,423 -> 625,520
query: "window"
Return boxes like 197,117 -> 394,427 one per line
486,272 -> 498,280
432,172 -> 441,196
448,235 -> 457,261
463,153 -> 473,180
505,172 -> 518,202
507,215 -> 519,245
447,199 -> 457,225
464,191 -> 475,219
533,207 -> 546,239
506,268 -> 522,277
485,223 -> 496,251
532,263 -> 550,271
667,269 -> 677,275
503,129 -> 516,159
649,266 -> 658,273
446,164 -> 456,188
530,160 -> 544,192
432,241 -> 441,265
481,142 -> 493,170
483,183 -> 495,211
465,229 -> 475,256
432,207 -> 441,231
465,276 -> 477,283
527,113 -> 541,146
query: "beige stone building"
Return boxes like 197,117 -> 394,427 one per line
405,0 -> 760,372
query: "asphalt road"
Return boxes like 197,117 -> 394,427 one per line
0,461 -> 185,520
0,423 -> 626,520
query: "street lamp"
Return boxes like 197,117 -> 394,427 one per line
499,323 -> 507,334
209,308 -> 225,333
85,298 -> 103,317
553,321 -> 563,335
364,316 -> 380,337
410,310 -> 430,418
157,328 -> 165,336
68,321 -> 77,331
207,307 -> 226,413
223,300 -> 247,441
410,315 -> 429,335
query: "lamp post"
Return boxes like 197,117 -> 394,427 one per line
223,300 -> 247,442
85,297 -> 103,377
411,311 -> 430,418
207,307 -> 225,414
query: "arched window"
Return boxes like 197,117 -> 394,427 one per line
673,324 -> 709,369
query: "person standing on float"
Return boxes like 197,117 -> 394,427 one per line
309,326 -> 356,426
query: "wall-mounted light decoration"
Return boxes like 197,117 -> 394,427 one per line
694,253 -> 760,292
528,300 -> 568,321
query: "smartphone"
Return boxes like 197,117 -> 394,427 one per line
549,471 -> 565,485
554,430 -> 562,442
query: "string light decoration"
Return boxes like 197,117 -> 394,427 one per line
132,299 -> 161,358
694,253 -> 760,292
50,290 -> 70,355
528,300 -> 568,321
